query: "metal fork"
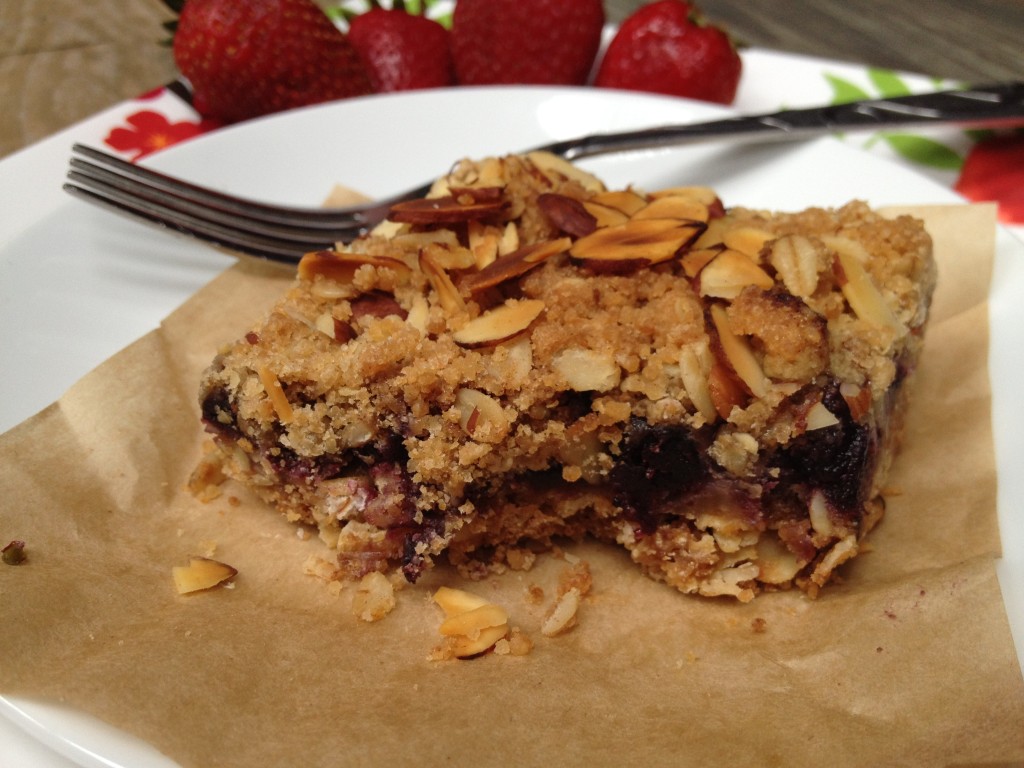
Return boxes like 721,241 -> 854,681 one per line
65,82 -> 1024,263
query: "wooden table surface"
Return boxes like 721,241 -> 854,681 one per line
2,0 -> 1021,160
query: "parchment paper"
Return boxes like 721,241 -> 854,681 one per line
1,204 -> 1022,767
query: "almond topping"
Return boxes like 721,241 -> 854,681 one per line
388,188 -> 505,223
460,239 -> 570,295
722,227 -> 775,260
439,603 -> 509,636
452,299 -> 544,346
710,304 -> 770,398
551,348 -> 621,392
433,586 -> 490,617
581,200 -> 631,228
419,250 -> 466,315
756,535 -> 803,584
631,195 -> 709,223
679,340 -> 718,423
257,365 -> 294,423
680,246 -> 724,278
541,587 -> 581,637
832,242 -> 905,334
537,193 -> 598,237
431,587 -> 510,658
172,556 -> 237,594
589,188 -> 648,215
526,151 -> 605,193
297,251 -> 411,284
455,388 -> 510,443
649,185 -> 719,206
805,401 -> 840,431
569,219 -> 704,266
698,249 -> 775,299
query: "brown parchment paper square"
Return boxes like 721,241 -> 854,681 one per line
1,204 -> 1022,768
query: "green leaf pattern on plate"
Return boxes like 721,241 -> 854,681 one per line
825,69 -> 965,171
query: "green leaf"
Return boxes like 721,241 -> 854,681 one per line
867,68 -> 911,97
880,133 -> 964,170
824,74 -> 871,105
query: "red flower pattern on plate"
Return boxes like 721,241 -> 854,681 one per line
104,109 -> 221,161
954,132 -> 1024,225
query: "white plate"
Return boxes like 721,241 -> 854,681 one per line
1,86 -> 1021,767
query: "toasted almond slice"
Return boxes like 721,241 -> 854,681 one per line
433,586 -> 491,617
455,388 -> 510,443
391,229 -> 460,250
805,401 -> 840,430
581,200 -> 631,228
257,365 -> 294,423
569,219 -> 704,265
649,185 -> 719,206
526,151 -> 605,193
467,221 -> 499,269
450,623 -> 509,658
422,242 -> 477,271
452,299 -> 545,346
541,587 -> 581,637
722,227 -> 775,260
698,249 -> 775,299
589,189 -> 648,216
297,251 -> 411,284
551,348 -> 621,392
420,250 -> 466,315
756,535 -> 803,584
172,557 -> 237,594
388,190 -> 505,224
439,603 -> 510,636
631,195 -> 709,223
537,193 -> 598,237
830,239 -> 905,334
710,304 -> 770,398
769,234 -> 822,298
680,246 -> 723,278
460,239 -> 570,295
679,341 -> 718,423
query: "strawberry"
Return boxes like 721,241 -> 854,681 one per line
347,2 -> 454,92
595,0 -> 742,105
173,0 -> 372,123
954,132 -> 1024,224
450,0 -> 605,86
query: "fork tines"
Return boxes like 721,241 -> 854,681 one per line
63,144 -> 416,263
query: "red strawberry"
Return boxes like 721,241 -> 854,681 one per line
954,132 -> 1024,224
173,0 -> 372,123
451,0 -> 605,86
595,0 -> 742,105
348,3 -> 454,92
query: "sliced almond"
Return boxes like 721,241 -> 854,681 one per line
433,586 -> 490,617
391,228 -> 460,250
439,603 -> 509,636
419,250 -> 466,315
450,623 -> 510,658
679,340 -> 718,423
649,185 -> 719,206
467,221 -> 499,269
631,195 -> 709,223
541,587 -> 581,637
698,249 -> 775,299
840,382 -> 871,422
172,557 -> 237,594
455,387 -> 510,443
581,200 -> 631,228
680,246 -> 724,279
297,250 -> 410,284
452,299 -> 545,346
756,535 -> 803,584
388,188 -> 505,224
526,151 -> 604,193
551,348 -> 621,392
832,244 -> 905,334
421,241 -> 476,271
257,365 -> 294,423
805,401 -> 840,430
537,193 -> 598,237
808,490 -> 835,538
460,239 -> 569,295
710,304 -> 770,398
589,188 -> 648,216
569,218 -> 704,267
722,227 -> 774,260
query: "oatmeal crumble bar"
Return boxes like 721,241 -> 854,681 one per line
198,152 -> 936,602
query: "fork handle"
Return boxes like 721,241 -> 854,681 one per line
542,81 -> 1024,161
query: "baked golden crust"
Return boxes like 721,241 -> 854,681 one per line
198,152 -> 935,601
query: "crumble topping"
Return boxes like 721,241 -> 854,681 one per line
197,152 -> 936,602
